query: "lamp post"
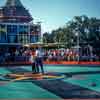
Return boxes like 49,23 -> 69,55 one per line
37,21 -> 42,43
75,31 -> 80,62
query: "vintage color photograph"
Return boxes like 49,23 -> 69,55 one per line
0,0 -> 100,99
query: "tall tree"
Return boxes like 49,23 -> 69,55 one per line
43,15 -> 100,51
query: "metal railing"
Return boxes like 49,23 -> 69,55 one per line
0,55 -> 100,64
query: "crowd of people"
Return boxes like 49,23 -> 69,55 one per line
0,46 -> 100,64
43,49 -> 79,61
43,48 -> 100,61
0,46 -> 99,75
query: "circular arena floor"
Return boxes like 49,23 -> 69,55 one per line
0,65 -> 100,99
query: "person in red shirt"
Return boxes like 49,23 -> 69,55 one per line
30,52 -> 36,73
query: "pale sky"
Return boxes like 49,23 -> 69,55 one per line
0,0 -> 100,33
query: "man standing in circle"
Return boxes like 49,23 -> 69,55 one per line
35,46 -> 44,74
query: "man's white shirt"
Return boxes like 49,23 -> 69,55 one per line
35,49 -> 43,58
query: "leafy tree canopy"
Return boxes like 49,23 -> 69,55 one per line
43,15 -> 100,49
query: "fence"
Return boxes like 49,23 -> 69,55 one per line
0,55 -> 100,64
